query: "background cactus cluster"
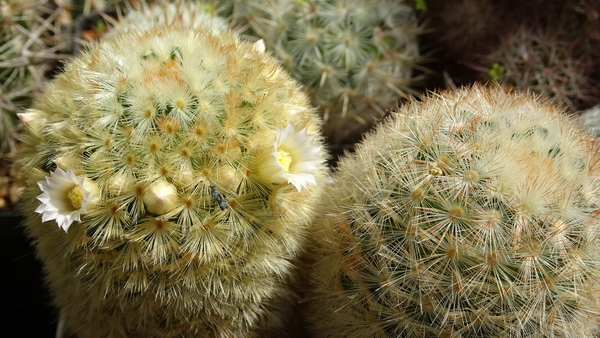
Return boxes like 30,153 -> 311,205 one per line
303,84 -> 600,337
18,14 -> 328,337
201,0 -> 422,144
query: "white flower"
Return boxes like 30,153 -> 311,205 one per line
36,168 -> 99,232
261,122 -> 323,192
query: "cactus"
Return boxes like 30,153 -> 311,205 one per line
17,16 -> 328,338
303,84 -> 600,337
0,0 -> 68,154
202,0 -> 421,145
483,28 -> 594,112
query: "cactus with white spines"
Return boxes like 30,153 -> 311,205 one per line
17,14 -> 328,338
201,0 -> 421,145
303,84 -> 600,337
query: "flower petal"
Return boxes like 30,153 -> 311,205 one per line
35,168 -> 98,232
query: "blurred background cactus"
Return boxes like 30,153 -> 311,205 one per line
424,0 -> 600,112
17,12 -> 328,337
481,28 -> 595,112
303,84 -> 600,337
0,0 -> 72,210
0,0 -> 69,153
199,0 -> 423,145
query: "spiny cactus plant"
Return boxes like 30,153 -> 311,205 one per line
0,0 -> 68,154
202,0 -> 421,145
17,17 -> 328,338
483,28 -> 594,112
303,84 -> 600,337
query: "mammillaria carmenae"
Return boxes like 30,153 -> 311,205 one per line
18,11 -> 328,337
304,84 -> 600,337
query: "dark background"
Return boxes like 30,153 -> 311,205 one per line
0,211 -> 56,337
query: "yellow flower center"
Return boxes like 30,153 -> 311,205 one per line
277,149 -> 293,173
428,162 -> 442,176
67,185 -> 84,210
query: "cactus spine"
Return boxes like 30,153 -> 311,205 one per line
18,12 -> 328,337
304,84 -> 600,337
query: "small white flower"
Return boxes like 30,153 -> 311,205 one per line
36,168 -> 99,232
261,122 -> 323,192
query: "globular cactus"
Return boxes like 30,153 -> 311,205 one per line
203,0 -> 421,145
17,14 -> 328,338
303,84 -> 600,337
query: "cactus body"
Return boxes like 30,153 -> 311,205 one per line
18,16 -> 328,338
304,84 -> 600,337
204,0 -> 421,144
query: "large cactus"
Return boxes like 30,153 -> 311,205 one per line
303,84 -> 600,337
17,14 -> 328,338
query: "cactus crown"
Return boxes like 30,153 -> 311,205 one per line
306,84 -> 600,337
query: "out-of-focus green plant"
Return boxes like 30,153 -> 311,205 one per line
487,62 -> 505,81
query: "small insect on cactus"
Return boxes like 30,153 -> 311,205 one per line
17,13 -> 328,338
205,0 -> 421,145
303,84 -> 600,337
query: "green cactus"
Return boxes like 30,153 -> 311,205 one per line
17,15 -> 328,337
201,0 -> 421,145
0,0 -> 68,154
303,84 -> 600,337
